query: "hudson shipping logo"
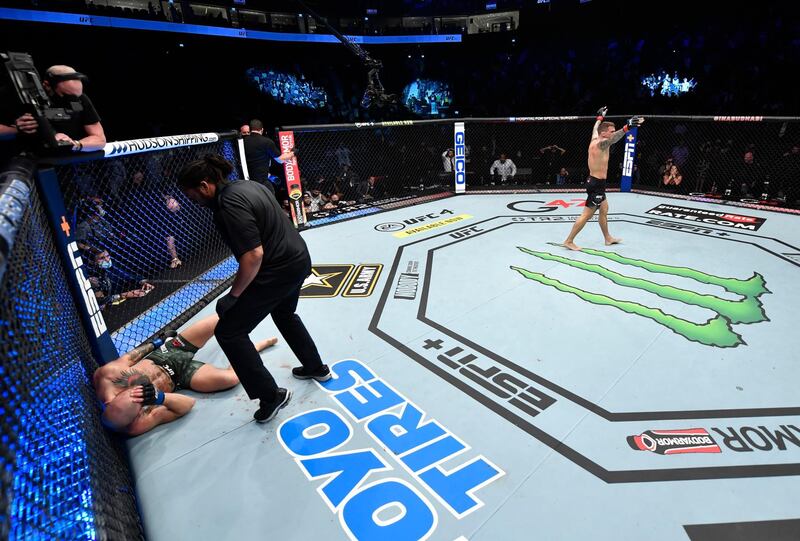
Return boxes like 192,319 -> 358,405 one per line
511,244 -> 770,348
278,359 -> 504,541
103,133 -> 218,156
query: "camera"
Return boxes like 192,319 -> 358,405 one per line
2,51 -> 83,153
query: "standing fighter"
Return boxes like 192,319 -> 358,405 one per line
562,107 -> 644,250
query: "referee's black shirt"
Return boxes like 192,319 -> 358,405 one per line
212,180 -> 308,281
243,132 -> 281,183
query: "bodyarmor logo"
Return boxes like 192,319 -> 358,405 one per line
511,244 -> 770,348
628,429 -> 722,455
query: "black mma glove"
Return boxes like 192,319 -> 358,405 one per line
140,383 -> 165,406
624,115 -> 645,131
150,329 -> 178,349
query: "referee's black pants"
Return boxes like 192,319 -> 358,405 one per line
214,257 -> 324,403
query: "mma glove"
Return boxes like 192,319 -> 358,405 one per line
150,329 -> 178,349
624,115 -> 645,131
216,293 -> 239,317
596,106 -> 608,121
140,382 -> 165,406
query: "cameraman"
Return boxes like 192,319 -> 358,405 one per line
0,64 -> 106,153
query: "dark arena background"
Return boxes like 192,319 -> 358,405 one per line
1,1 -> 800,540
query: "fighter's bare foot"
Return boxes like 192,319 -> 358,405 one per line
256,337 -> 279,351
563,241 -> 581,251
604,237 -> 622,246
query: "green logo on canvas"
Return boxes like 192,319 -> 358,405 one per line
511,244 -> 770,348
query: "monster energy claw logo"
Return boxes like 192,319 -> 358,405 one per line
511,244 -> 770,348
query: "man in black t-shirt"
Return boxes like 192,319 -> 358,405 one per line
242,118 -> 293,194
0,64 -> 106,156
177,155 -> 330,423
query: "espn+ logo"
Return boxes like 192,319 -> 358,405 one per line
622,131 -> 636,177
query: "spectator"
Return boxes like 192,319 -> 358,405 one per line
556,167 -> 570,186
338,164 -> 360,201
323,193 -> 342,210
357,175 -> 385,202
658,157 -> 674,179
163,193 -> 183,268
83,246 -> 155,309
540,144 -> 566,184
307,188 -> 326,213
739,149 -> 760,198
662,163 -> 683,190
779,144 -> 800,200
441,148 -> 455,172
489,153 -> 517,185
74,196 -> 114,250
280,198 -> 291,217
240,124 -> 250,136
335,143 -> 352,168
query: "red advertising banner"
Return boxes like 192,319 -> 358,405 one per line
278,130 -> 307,228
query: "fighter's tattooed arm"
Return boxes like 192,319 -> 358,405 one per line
119,342 -> 156,366
598,129 -> 627,151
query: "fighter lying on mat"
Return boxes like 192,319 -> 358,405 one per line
93,314 -> 277,436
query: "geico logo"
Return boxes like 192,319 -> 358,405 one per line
455,132 -> 465,152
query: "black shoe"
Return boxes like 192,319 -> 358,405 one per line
254,388 -> 292,423
292,364 -> 332,382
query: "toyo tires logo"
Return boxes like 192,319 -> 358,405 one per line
511,244 -> 770,348
278,359 -> 503,541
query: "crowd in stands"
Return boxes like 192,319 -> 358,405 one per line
246,69 -> 327,109
402,79 -> 453,116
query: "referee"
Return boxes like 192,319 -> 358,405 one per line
177,154 -> 330,423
